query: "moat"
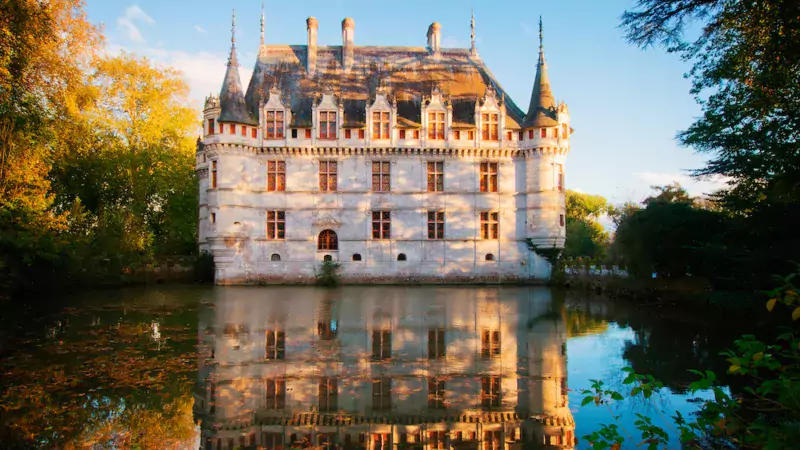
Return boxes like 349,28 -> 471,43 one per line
0,286 -> 746,449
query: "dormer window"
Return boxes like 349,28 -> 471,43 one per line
481,114 -> 498,141
319,111 -> 337,139
266,111 -> 285,139
428,112 -> 445,140
373,112 -> 390,139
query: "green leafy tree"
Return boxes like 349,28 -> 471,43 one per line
564,190 -> 610,259
621,0 -> 800,285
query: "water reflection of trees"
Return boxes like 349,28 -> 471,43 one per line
196,286 -> 576,450
0,288 -> 203,448
564,291 -> 746,394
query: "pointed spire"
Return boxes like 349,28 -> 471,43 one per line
218,8 -> 256,125
470,9 -> 477,57
524,16 -> 558,128
260,1 -> 265,46
227,9 -> 238,66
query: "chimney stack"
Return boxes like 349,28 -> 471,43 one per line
427,22 -> 441,56
342,17 -> 355,72
306,16 -> 318,75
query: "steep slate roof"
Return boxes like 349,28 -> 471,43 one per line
242,45 -> 529,129
218,40 -> 258,125
523,26 -> 558,128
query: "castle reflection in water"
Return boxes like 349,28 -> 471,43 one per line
195,287 -> 575,450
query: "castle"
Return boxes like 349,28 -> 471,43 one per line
195,287 -> 576,449
196,10 -> 571,285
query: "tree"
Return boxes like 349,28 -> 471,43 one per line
50,54 -> 198,261
621,0 -> 800,284
564,190 -> 610,259
643,182 -> 693,205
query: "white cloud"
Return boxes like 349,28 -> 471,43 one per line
194,25 -> 207,33
116,5 -> 155,44
632,172 -> 731,197
105,44 -> 251,109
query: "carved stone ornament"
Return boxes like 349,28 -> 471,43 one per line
312,212 -> 342,228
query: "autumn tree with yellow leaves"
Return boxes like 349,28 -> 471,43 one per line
0,0 -> 199,293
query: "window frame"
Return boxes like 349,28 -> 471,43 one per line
265,110 -> 285,139
428,378 -> 446,409
372,378 -> 392,410
267,160 -> 286,192
208,118 -> 215,135
318,229 -> 338,251
557,163 -> 564,191
211,160 -> 218,189
371,161 -> 391,192
481,113 -> 499,141
371,211 -> 391,240
265,329 -> 286,360
266,210 -> 286,240
371,329 -> 392,360
319,160 -> 338,192
481,329 -> 501,358
427,211 -> 444,240
319,111 -> 337,139
265,378 -> 286,409
427,111 -> 445,140
479,162 -> 498,193
480,377 -> 501,409
372,111 -> 390,139
480,211 -> 499,240
427,161 -> 444,192
319,377 -> 338,411
428,328 -> 445,359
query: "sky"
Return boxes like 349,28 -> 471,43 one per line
85,0 -> 728,206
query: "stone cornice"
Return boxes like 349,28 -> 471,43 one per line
202,143 -> 568,159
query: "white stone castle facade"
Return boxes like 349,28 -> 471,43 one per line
196,12 -> 571,285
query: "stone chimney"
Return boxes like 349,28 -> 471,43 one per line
307,16 -> 318,75
427,22 -> 441,56
342,17 -> 355,72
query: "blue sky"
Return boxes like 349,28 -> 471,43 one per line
86,0 -> 727,206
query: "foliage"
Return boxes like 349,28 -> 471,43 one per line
612,188 -> 727,280
316,260 -> 342,286
0,1 -> 201,296
620,0 -> 800,285
580,270 -> 800,448
564,190 -> 610,259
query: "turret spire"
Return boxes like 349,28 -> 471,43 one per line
470,9 -> 477,57
524,16 -> 558,128
227,9 -> 238,66
260,1 -> 265,46
218,8 -> 256,125
539,15 -> 543,53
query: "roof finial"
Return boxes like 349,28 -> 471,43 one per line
470,8 -> 477,56
538,15 -> 543,52
227,9 -> 239,67
260,2 -> 265,46
231,8 -> 236,46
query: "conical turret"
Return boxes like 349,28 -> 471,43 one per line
524,17 -> 558,128
218,9 -> 257,125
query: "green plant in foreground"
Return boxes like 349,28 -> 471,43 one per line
316,260 -> 342,286
581,271 -> 800,449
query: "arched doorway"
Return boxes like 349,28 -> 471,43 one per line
318,229 -> 338,251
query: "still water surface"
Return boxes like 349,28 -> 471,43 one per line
0,286 -> 741,449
